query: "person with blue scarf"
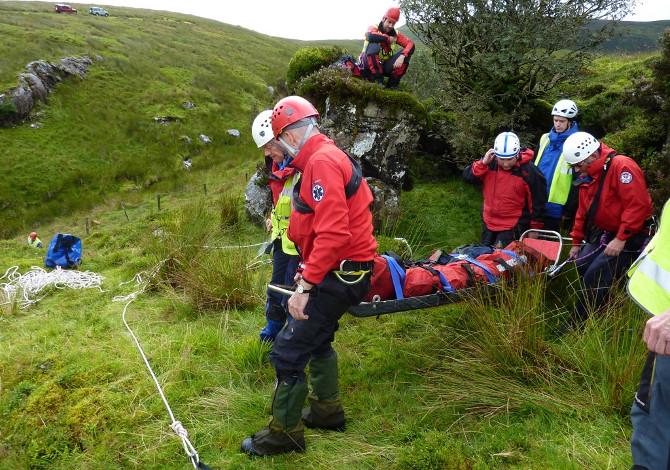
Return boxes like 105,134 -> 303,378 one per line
534,99 -> 580,232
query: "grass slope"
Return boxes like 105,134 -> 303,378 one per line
0,1 -> 359,238
0,177 -> 647,469
0,2 -> 652,469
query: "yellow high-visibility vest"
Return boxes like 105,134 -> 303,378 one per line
627,199 -> 670,315
534,133 -> 573,205
270,173 -> 299,256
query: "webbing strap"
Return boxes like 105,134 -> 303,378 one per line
419,265 -> 455,293
382,254 -> 406,299
500,249 -> 521,263
453,255 -> 498,284
494,257 -> 513,272
434,269 -> 455,293
292,152 -> 362,215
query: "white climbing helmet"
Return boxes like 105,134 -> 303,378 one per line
251,110 -> 274,148
563,131 -> 600,165
552,99 -> 578,119
493,132 -> 520,159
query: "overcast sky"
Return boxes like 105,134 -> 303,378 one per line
9,0 -> 670,40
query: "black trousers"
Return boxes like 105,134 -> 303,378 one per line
481,221 -> 527,249
573,231 -> 646,321
269,271 -> 370,384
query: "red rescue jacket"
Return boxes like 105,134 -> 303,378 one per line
365,24 -> 415,59
288,134 -> 377,285
570,143 -> 653,245
463,149 -> 547,232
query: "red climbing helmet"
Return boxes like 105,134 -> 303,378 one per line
30,232 -> 37,239
384,7 -> 400,23
271,96 -> 320,139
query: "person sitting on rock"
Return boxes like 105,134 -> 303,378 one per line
360,7 -> 415,90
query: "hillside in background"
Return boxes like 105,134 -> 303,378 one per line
596,19 -> 670,52
399,19 -> 670,52
0,1 -> 359,239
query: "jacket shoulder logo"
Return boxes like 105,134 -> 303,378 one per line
620,171 -> 633,184
312,184 -> 325,202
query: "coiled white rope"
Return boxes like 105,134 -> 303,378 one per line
113,260 -> 207,469
0,265 -> 104,309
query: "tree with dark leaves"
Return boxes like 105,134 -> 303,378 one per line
399,0 -> 636,161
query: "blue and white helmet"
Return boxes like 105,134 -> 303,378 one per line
493,132 -> 520,159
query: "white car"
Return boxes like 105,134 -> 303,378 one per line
89,6 -> 109,16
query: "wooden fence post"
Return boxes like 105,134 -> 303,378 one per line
121,202 -> 129,221
157,195 -> 161,211
85,218 -> 90,236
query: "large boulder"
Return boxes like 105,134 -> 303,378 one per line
319,95 -> 422,228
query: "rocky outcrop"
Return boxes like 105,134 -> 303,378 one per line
244,94 -> 422,229
244,169 -> 272,226
0,56 -> 94,125
321,97 -> 421,191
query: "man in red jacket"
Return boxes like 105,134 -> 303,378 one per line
360,7 -> 415,89
463,131 -> 547,248
241,95 -> 377,457
563,131 -> 654,330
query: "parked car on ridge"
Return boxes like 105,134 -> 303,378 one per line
89,7 -> 109,16
54,4 -> 77,13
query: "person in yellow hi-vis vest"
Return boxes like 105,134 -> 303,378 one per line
534,99 -> 580,232
252,110 -> 301,342
27,232 -> 42,248
628,198 -> 670,470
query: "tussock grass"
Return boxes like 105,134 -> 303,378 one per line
401,269 -> 645,467
146,198 -> 263,312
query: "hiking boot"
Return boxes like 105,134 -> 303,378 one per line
301,394 -> 345,431
241,423 -> 305,456
242,376 -> 308,457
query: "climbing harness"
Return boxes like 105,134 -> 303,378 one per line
113,260 -> 213,470
0,265 -> 103,309
333,259 -> 373,285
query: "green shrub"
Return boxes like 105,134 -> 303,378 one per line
297,65 -> 428,124
641,147 -> 670,211
0,99 -> 18,122
286,45 -> 346,90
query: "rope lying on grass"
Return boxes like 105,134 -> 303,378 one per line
0,265 -> 104,309
113,260 -> 212,470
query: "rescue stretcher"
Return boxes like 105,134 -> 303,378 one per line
268,230 -> 568,318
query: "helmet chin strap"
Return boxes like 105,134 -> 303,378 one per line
278,118 -> 317,158
269,140 -> 292,169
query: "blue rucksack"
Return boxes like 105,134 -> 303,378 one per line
45,233 -> 82,268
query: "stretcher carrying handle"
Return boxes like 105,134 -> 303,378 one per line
268,284 -> 295,296
518,229 -> 569,275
